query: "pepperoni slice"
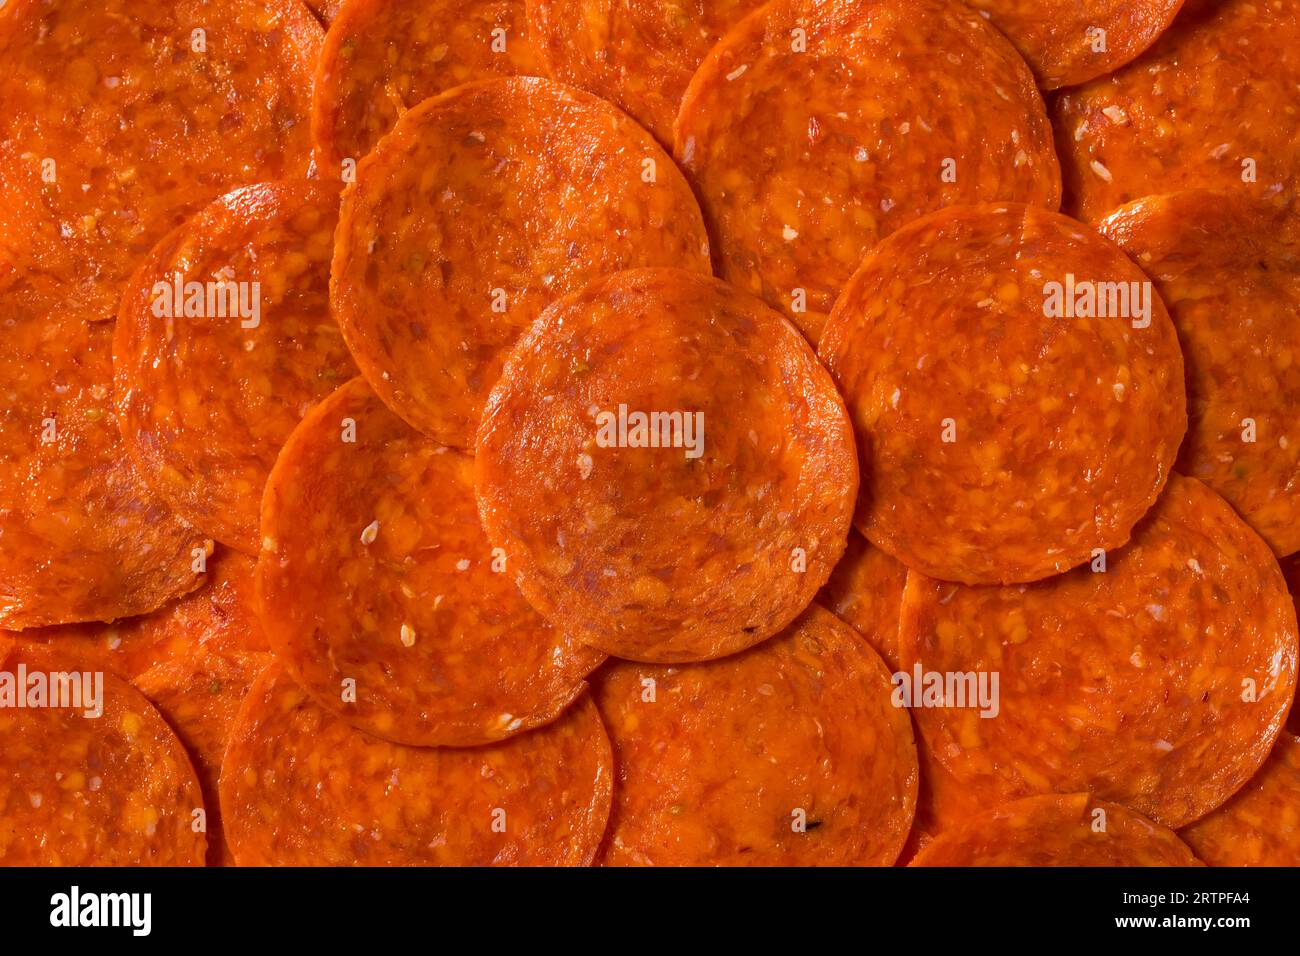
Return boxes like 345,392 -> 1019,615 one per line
0,0 -> 322,320
0,265 -> 208,629
593,606 -> 917,865
332,76 -> 710,448
819,202 -> 1186,585
1098,190 -> 1300,557
313,0 -> 542,174
1054,0 -> 1300,224
10,550 -> 274,865
1180,733 -> 1300,866
476,268 -> 857,663
1283,554 -> 1300,735
968,0 -> 1184,89
674,0 -> 1060,342
0,642 -> 206,865
526,0 -> 765,145
816,529 -> 907,672
901,475 -> 1299,829
259,377 -> 604,746
910,794 -> 1200,866
115,181 -> 357,556
220,665 -> 613,865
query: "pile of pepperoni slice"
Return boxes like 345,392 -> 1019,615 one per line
1,0 -> 1298,868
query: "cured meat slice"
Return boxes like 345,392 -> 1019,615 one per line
475,268 -> 857,663
314,0 -> 543,173
1180,733 -> 1300,866
0,642 -> 206,865
674,0 -> 1060,342
0,0 -> 322,320
10,550 -> 273,866
332,76 -> 710,448
901,475 -> 1299,830
819,202 -> 1185,585
816,529 -> 907,672
593,606 -> 917,865
1098,190 -> 1300,556
0,264 -> 208,629
1054,0 -> 1300,223
526,0 -> 765,145
259,377 -> 604,746
966,0 -> 1184,89
910,794 -> 1199,866
220,666 -> 613,866
1283,555 -> 1300,735
115,180 -> 356,554
115,181 -> 356,556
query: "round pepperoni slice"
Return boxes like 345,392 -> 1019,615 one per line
314,0 -> 542,174
332,76 -> 710,449
1054,0 -> 1300,224
220,665 -> 613,866
910,794 -> 1199,866
816,529 -> 907,672
593,606 -> 917,866
8,549 -> 273,865
901,475 -> 1299,830
0,0 -> 322,321
0,642 -> 206,865
968,0 -> 1184,89
259,377 -> 604,747
1180,733 -> 1300,866
674,0 -> 1060,342
115,181 -> 357,556
819,202 -> 1186,585
1098,191 -> 1300,557
476,268 -> 858,663
526,0 -> 765,145
0,264 -> 209,630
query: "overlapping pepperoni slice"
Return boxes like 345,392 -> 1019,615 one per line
901,475 -> 1298,829
220,665 -> 613,865
1054,0 -> 1300,223
0,264 -> 208,629
115,181 -> 357,555
332,76 -> 710,448
313,0 -> 543,173
1099,190 -> 1300,556
968,0 -> 1184,89
593,606 -> 917,865
0,642 -> 206,865
258,377 -> 604,746
910,794 -> 1200,866
526,0 -> 764,145
674,0 -> 1060,341
476,268 -> 857,663
0,0 -> 322,320
820,202 -> 1185,585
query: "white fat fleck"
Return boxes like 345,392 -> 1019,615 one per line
1089,160 -> 1113,183
725,63 -> 748,81
1186,558 -> 1202,573
880,198 -> 895,213
433,594 -> 444,609
1112,382 -> 1125,400
782,224 -> 798,240
1154,739 -> 1174,752
577,453 -> 593,479
360,520 -> 380,545
89,776 -> 102,792
1146,604 -> 1165,621
1101,105 -> 1128,125
455,558 -> 470,571
899,122 -> 910,135
890,388 -> 900,408
854,147 -> 869,162
400,623 -> 416,647
1210,143 -> 1231,159
1279,436 -> 1289,449
29,793 -> 41,809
